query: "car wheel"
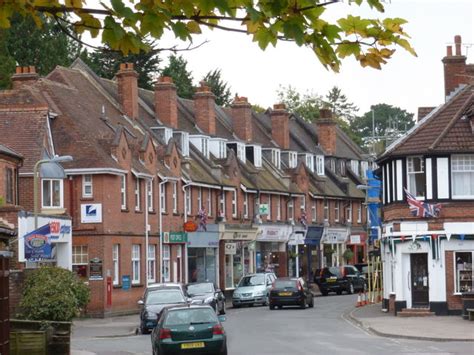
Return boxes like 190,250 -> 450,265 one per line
348,282 -> 354,294
140,324 -> 149,335
269,305 -> 275,310
277,305 -> 283,309
321,290 -> 328,296
219,302 -> 226,315
336,290 -> 342,295
300,299 -> 306,309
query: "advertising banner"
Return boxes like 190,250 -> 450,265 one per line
24,224 -> 54,261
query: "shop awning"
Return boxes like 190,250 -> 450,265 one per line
305,226 -> 324,246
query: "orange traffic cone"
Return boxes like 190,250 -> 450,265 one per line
356,292 -> 362,307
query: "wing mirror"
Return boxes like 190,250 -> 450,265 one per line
137,299 -> 144,306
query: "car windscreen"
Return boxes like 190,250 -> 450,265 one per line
164,308 -> 218,326
321,267 -> 341,278
274,280 -> 297,289
146,290 -> 185,305
238,275 -> 264,287
187,283 -> 214,295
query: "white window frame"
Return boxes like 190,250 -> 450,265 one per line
301,195 -> 306,211
135,178 -> 141,211
277,196 -> 281,221
160,183 -> 167,213
407,156 -> 426,198
120,175 -> 127,210
163,244 -> 170,282
147,244 -> 156,283
339,160 -> 346,176
220,191 -> 226,217
72,245 -> 88,265
351,160 -> 359,175
113,244 -> 120,285
267,194 -> 272,221
272,149 -> 281,169
197,187 -> 202,210
305,154 -> 314,172
232,190 -> 237,218
335,201 -> 340,222
451,154 -> 474,199
147,179 -> 153,211
361,161 -> 369,179
207,188 -> 212,216
132,244 -> 140,285
185,186 -> 191,215
316,155 -> 325,176
454,251 -> 473,294
82,174 -> 93,198
288,199 -> 294,221
243,192 -> 249,218
357,202 -> 362,223
289,152 -> 297,168
311,200 -> 317,222
346,201 -> 352,222
324,199 -> 329,222
173,182 -> 179,214
42,179 -> 64,208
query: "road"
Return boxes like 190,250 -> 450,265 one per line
72,294 -> 474,354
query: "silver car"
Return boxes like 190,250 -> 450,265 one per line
232,273 -> 276,308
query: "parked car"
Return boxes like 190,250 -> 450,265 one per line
151,304 -> 227,355
138,287 -> 189,334
268,277 -> 314,310
186,282 -> 226,315
232,273 -> 276,308
144,282 -> 188,299
317,265 -> 367,296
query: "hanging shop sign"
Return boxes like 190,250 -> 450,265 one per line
183,221 -> 198,232
225,243 -> 237,255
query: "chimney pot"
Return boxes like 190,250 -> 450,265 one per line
159,76 -> 173,84
273,103 -> 286,110
454,35 -> 462,56
442,35 -> 468,98
447,46 -> 453,56
11,65 -> 39,89
319,108 -> 333,119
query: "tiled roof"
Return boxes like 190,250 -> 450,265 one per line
380,85 -> 474,160
0,143 -> 22,159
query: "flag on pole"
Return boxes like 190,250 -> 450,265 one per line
404,188 -> 442,218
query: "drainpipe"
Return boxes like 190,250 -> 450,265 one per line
158,178 -> 169,283
182,181 -> 192,284
144,177 -> 152,287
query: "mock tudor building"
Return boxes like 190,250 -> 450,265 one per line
0,57 -> 370,315
378,35 -> 474,316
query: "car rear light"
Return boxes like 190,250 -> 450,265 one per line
159,328 -> 172,339
212,324 -> 224,335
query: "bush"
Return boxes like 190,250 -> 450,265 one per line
343,249 -> 354,263
18,267 -> 90,322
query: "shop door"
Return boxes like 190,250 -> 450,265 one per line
410,253 -> 429,307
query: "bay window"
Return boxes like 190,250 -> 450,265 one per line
407,157 -> 425,198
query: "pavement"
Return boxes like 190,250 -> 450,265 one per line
345,302 -> 474,342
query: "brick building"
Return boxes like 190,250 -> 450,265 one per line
378,35 -> 474,316
0,57 -> 369,316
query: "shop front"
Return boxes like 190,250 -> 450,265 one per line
304,226 -> 324,281
256,224 -> 290,277
163,232 -> 187,283
346,232 -> 367,264
187,224 -> 219,286
219,225 -> 258,290
321,227 -> 349,267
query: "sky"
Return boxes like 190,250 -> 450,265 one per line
154,0 -> 474,119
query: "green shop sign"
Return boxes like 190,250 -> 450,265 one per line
163,232 -> 188,243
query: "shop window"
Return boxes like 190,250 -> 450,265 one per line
72,245 -> 88,279
132,244 -> 140,284
120,175 -> 127,210
455,252 -> 473,293
82,174 -> 93,198
451,155 -> 474,199
147,180 -> 153,211
147,245 -> 156,283
163,245 -> 170,282
42,179 -> 63,208
113,244 -> 120,285
135,178 -> 141,211
407,156 -> 425,198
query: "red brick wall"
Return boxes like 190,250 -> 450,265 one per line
270,105 -> 289,150
155,77 -> 178,128
384,201 -> 474,224
445,251 -> 463,310
317,122 -> 337,156
194,88 -> 216,135
117,64 -> 139,120
231,97 -> 253,142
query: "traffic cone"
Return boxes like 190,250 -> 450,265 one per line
356,292 -> 362,307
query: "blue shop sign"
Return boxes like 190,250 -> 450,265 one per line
122,275 -> 131,290
305,226 -> 324,246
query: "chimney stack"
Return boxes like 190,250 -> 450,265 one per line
194,81 -> 216,135
442,35 -> 467,99
231,96 -> 253,141
11,66 -> 39,89
270,103 -> 290,149
117,63 -> 139,119
316,108 -> 337,156
155,76 -> 178,128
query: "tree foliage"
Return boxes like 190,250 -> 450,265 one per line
326,86 -> 359,121
0,1 -> 416,71
0,13 -> 81,89
81,45 -> 160,90
161,55 -> 194,99
19,267 -> 90,322
202,69 -> 232,106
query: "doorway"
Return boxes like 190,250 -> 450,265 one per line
410,253 -> 429,307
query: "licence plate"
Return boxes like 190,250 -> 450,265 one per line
181,342 -> 205,349
279,292 -> 292,296
327,278 -> 336,283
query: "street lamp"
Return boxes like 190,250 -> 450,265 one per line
33,155 -> 73,229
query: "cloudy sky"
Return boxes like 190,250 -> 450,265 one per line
154,0 -> 473,119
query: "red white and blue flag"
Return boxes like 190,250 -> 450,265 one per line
404,188 -> 442,218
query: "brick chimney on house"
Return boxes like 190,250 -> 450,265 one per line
270,103 -> 290,149
231,96 -> 253,141
442,35 -> 469,99
11,66 -> 39,89
117,63 -> 138,119
417,107 -> 436,122
155,76 -> 178,128
316,108 -> 337,156
194,81 -> 216,135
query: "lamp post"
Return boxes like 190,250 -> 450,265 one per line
33,155 -> 73,229
356,184 -> 372,262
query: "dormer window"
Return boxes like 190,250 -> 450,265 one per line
329,159 -> 336,172
209,138 -> 227,159
227,142 -> 246,163
173,131 -> 189,157
316,156 -> 325,176
451,154 -> 474,199
289,152 -> 297,168
271,149 -> 281,169
152,127 -> 173,144
246,145 -> 262,168
305,154 -> 314,172
360,161 -> 368,179
407,156 -> 425,198
339,160 -> 346,177
351,160 -> 359,175
190,135 -> 209,159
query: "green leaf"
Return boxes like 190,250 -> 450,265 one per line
171,21 -> 190,41
186,20 -> 201,34
282,19 -> 305,45
336,42 -> 360,58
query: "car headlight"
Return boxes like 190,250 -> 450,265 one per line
204,296 -> 214,304
145,311 -> 158,320
191,299 -> 203,305
233,293 -> 241,298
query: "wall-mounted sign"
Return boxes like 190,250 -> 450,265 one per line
183,221 -> 198,232
163,232 -> 188,243
221,229 -> 258,240
89,257 -> 103,280
81,203 -> 102,223
225,243 -> 236,255
259,204 -> 269,215
350,235 -> 361,244
122,275 -> 131,290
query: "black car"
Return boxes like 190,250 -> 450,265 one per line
269,277 -> 314,310
138,288 -> 188,334
186,282 -> 226,315
316,265 -> 367,296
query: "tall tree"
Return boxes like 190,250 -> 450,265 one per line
0,14 -> 81,88
81,45 -> 160,90
161,55 -> 194,99
1,1 -> 416,71
350,103 -> 415,149
202,69 -> 232,106
325,86 -> 359,121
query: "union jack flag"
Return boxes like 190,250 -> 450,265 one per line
197,208 -> 208,231
299,209 -> 308,229
404,188 -> 442,218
